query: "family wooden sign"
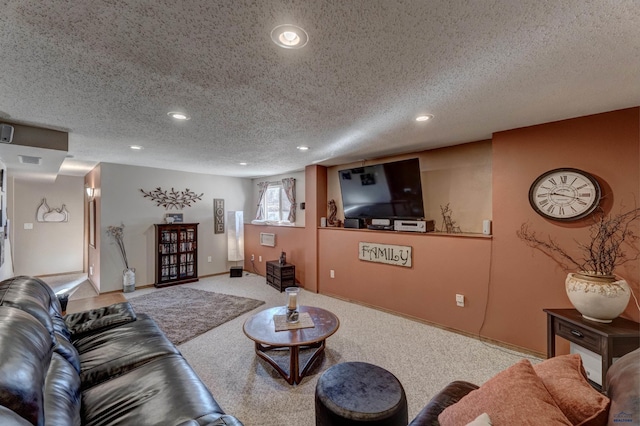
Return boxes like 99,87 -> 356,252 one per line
358,242 -> 412,267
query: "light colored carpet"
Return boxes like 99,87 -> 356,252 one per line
125,273 -> 541,426
128,287 -> 264,345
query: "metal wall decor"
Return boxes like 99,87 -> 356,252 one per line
214,199 -> 225,234
140,187 -> 204,210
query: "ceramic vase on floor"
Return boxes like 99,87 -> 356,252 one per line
123,268 -> 136,293
565,272 -> 630,323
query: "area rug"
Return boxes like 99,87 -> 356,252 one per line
128,287 -> 264,345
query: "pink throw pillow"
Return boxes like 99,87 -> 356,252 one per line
533,354 -> 609,426
438,359 -> 571,426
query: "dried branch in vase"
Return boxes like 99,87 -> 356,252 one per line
517,206 -> 640,276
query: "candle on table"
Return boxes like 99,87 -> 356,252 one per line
288,292 -> 297,310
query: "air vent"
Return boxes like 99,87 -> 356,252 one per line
19,155 -> 42,165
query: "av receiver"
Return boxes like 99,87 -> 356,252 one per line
393,219 -> 435,233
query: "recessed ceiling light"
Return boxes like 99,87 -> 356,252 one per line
271,24 -> 309,49
239,162 -> 248,166
416,114 -> 434,122
297,146 -> 310,151
130,145 -> 144,150
167,111 -> 191,120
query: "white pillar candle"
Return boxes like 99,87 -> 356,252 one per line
288,292 -> 297,310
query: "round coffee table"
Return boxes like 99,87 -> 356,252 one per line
243,305 -> 340,385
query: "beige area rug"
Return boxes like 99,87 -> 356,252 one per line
128,287 -> 264,345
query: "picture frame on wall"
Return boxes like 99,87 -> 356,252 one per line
89,199 -> 96,248
214,198 -> 225,234
165,213 -> 184,224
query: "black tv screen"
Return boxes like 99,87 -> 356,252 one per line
338,158 -> 425,220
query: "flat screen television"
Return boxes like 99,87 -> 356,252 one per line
338,158 -> 425,220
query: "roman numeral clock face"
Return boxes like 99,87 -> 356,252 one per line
528,168 -> 601,221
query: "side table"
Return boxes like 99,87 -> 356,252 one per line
266,261 -> 296,292
544,308 -> 640,393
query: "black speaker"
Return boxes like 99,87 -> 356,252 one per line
344,218 -> 364,229
230,267 -> 243,277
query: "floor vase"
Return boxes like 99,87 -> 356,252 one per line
123,268 -> 136,293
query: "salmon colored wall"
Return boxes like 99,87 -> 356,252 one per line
303,165 -> 327,292
314,107 -> 639,355
244,224 -> 307,287
486,107 -> 640,353
245,107 -> 639,355
319,229 -> 492,332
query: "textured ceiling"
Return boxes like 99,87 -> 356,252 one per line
0,1 -> 638,179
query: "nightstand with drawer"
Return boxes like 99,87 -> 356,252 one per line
544,308 -> 640,393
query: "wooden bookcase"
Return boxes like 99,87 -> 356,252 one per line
154,223 -> 199,288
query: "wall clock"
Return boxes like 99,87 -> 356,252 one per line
528,168 -> 601,221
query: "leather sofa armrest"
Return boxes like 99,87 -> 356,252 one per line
64,302 -> 136,340
409,381 -> 479,426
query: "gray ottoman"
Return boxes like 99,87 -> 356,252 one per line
315,362 -> 408,426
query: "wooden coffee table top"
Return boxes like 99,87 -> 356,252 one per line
243,305 -> 339,347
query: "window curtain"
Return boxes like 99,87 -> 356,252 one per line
281,178 -> 296,223
255,181 -> 269,220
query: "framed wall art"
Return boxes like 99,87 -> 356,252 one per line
214,198 -> 225,234
165,213 -> 184,223
89,199 -> 96,248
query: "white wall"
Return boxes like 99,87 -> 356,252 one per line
12,175 -> 85,276
0,161 -> 13,280
100,163 -> 253,292
251,171 -> 306,227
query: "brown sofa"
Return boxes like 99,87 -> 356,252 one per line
410,348 -> 640,426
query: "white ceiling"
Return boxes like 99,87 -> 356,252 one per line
0,1 -> 638,179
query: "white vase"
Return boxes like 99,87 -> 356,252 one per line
565,272 -> 630,323
123,268 -> 136,293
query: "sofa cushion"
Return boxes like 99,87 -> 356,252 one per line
0,307 -> 53,425
65,302 -> 137,339
606,348 -> 640,426
44,352 -> 82,426
438,359 -> 571,426
533,354 -> 609,426
73,314 -> 180,389
81,354 -> 233,426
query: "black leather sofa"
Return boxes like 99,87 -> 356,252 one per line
0,276 -> 243,426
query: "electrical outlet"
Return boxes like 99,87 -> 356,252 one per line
330,270 -> 335,278
24,223 -> 33,230
259,256 -> 262,262
207,256 -> 212,263
251,254 -> 255,261
456,294 -> 465,307
89,265 -> 93,276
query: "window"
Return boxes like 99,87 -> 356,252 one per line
262,184 -> 292,223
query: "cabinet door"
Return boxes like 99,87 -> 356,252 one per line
158,227 -> 179,282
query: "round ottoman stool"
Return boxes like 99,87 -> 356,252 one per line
315,362 -> 408,426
